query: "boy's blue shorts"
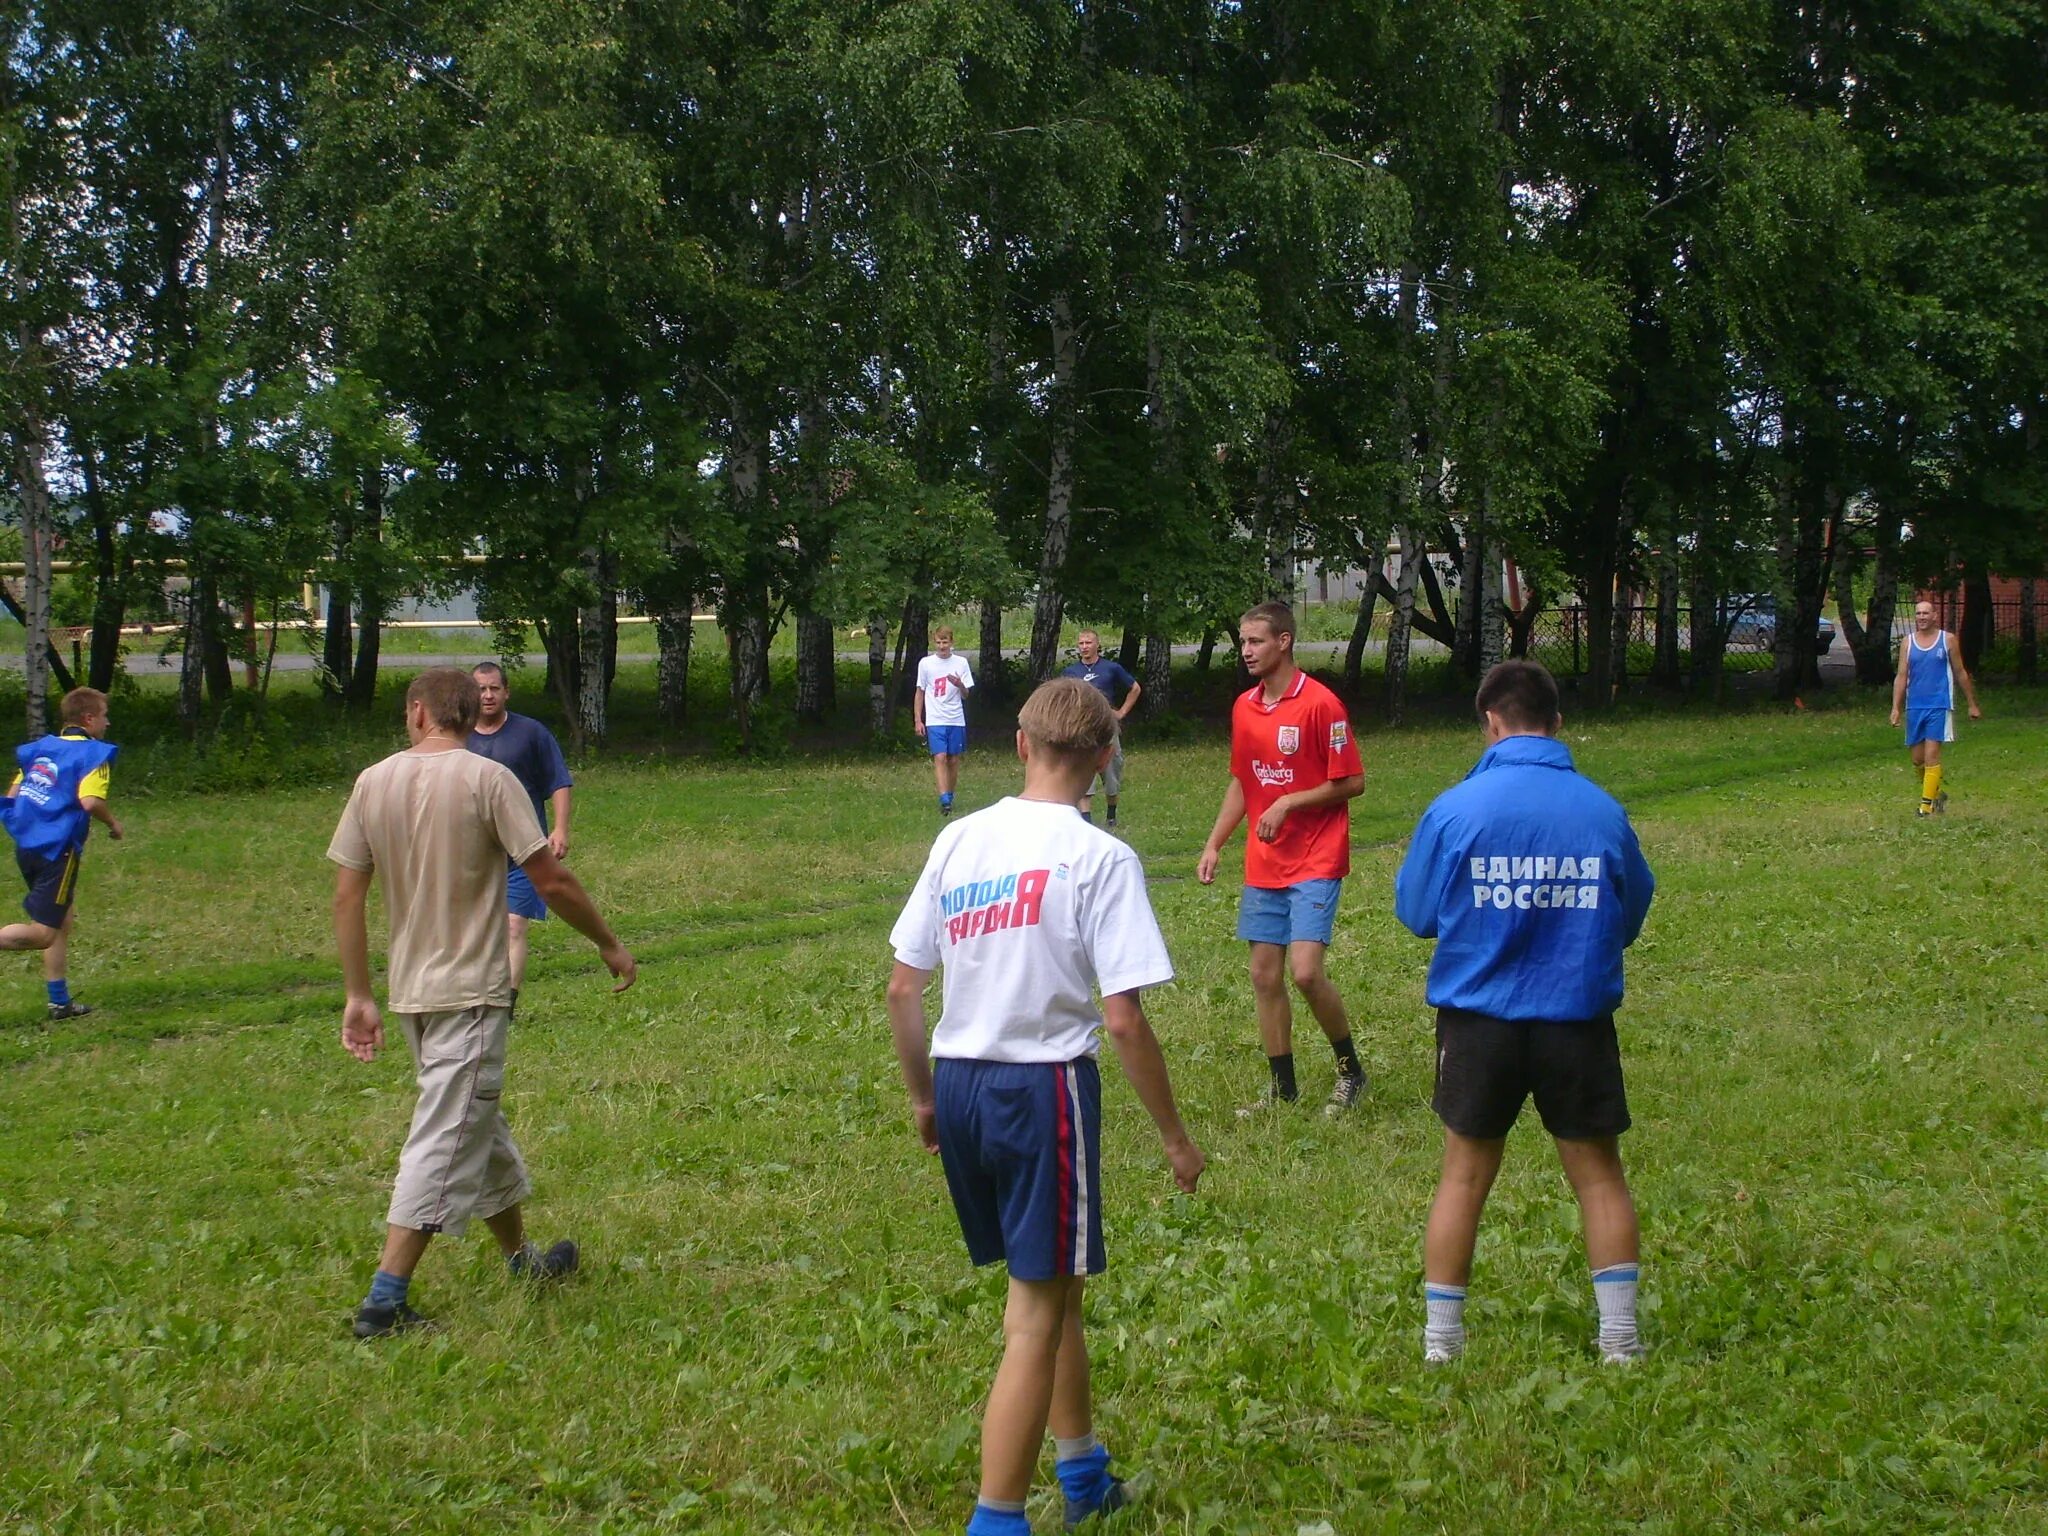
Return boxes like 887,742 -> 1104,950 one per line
1237,877 -> 1342,946
935,1057 -> 1105,1280
505,863 -> 548,921
927,724 -> 966,757
1904,707 -> 1953,747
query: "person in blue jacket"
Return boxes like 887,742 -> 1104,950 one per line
0,688 -> 123,1021
1394,660 -> 1654,1364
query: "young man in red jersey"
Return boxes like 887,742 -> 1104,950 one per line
1197,602 -> 1368,1115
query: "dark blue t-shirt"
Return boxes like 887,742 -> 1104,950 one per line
466,713 -> 573,830
1061,658 -> 1136,705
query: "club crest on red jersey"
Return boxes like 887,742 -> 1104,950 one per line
1276,725 -> 1300,755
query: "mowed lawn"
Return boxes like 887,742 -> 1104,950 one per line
2,689 -> 2045,1534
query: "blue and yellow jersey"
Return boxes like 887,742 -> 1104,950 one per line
8,728 -> 110,802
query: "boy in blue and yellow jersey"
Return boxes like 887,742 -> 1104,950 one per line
0,688 -> 123,1020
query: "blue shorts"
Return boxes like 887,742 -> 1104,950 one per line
1905,707 -> 1953,747
17,847 -> 82,928
1237,878 -> 1342,946
935,1057 -> 1104,1280
506,863 -> 548,921
927,724 -> 966,758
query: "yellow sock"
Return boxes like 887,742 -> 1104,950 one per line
1922,765 -> 1942,802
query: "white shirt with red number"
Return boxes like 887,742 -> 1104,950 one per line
890,797 -> 1174,1062
1229,669 -> 1363,887
915,653 -> 975,727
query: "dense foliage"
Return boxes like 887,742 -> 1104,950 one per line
3,0 -> 2044,742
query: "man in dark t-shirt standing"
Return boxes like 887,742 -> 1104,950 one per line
1058,630 -> 1142,828
467,662 -> 574,1008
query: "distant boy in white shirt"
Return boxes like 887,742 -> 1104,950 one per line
887,678 -> 1205,1535
914,627 -> 975,817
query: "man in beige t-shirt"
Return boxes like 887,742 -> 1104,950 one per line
329,667 -> 636,1339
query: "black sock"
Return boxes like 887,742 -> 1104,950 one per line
1331,1036 -> 1362,1080
1080,811 -> 1092,824
1106,806 -> 1118,824
1268,1053 -> 1298,1101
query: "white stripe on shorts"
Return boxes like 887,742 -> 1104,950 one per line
1065,1065 -> 1089,1276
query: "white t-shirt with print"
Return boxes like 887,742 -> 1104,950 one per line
890,797 -> 1174,1063
915,653 -> 975,727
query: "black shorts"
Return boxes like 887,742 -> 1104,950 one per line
17,847 -> 83,928
1431,1007 -> 1630,1141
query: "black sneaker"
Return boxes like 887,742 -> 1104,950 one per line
1065,1475 -> 1130,1529
509,1238 -> 579,1283
47,1000 -> 93,1022
940,802 -> 953,819
1324,1072 -> 1369,1116
353,1300 -> 435,1339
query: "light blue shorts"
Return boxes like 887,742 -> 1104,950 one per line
1237,878 -> 1342,946
927,723 -> 966,757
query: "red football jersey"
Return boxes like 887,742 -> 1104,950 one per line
1229,670 -> 1363,887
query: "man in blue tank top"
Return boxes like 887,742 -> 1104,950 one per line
1889,599 -> 1981,817
0,688 -> 124,1021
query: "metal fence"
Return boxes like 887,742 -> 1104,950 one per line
1509,605 -> 1780,677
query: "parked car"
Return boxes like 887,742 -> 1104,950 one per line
1722,594 -> 1834,652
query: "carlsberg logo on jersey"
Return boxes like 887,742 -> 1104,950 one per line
941,869 -> 1050,943
1469,853 -> 1602,910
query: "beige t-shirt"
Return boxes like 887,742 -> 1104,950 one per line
326,748 -> 549,1014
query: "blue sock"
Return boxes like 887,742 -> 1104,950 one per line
940,792 -> 954,808
964,1502 -> 1030,1536
46,979 -> 70,1007
1055,1442 -> 1111,1506
365,1270 -> 409,1310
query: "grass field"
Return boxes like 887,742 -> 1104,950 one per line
2,682 -> 2045,1533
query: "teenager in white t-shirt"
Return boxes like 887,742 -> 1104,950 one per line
887,678 -> 1204,1536
914,626 -> 976,817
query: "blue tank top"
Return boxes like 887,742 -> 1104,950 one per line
1906,631 -> 1952,711
2,733 -> 118,859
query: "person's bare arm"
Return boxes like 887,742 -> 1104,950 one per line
79,795 -> 122,841
1949,632 -> 1982,717
886,961 -> 939,1153
1101,992 -> 1202,1192
548,787 -> 572,859
1254,773 -> 1364,842
520,846 -> 636,990
1890,636 -> 1911,724
333,865 -> 382,1062
1196,779 -> 1247,885
913,683 -> 927,736
1118,677 -> 1143,720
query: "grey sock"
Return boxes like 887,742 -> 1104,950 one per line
1054,1433 -> 1101,1461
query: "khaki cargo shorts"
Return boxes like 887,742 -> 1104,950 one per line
387,1004 -> 530,1236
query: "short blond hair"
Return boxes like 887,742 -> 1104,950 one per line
1018,677 -> 1116,764
59,687 -> 108,725
406,667 -> 481,733
933,626 -> 955,645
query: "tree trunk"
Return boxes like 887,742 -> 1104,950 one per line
1142,631 -> 1171,719
345,469 -> 384,711
656,605 -> 692,727
1772,473 -> 1827,700
321,580 -> 353,698
1384,524 -> 1422,724
1651,531 -> 1680,686
1959,569 -> 1994,674
795,612 -> 835,722
1116,624 -> 1141,674
724,410 -> 772,722
867,616 -> 890,736
14,366 -> 54,738
1583,480 -> 1632,707
1478,537 -> 1505,675
978,598 -> 1007,703
894,596 -> 930,709
1196,628 -> 1218,671
2018,578 -> 2037,686
1833,507 -> 1902,685
1689,560 -> 1725,696
1343,587 -> 1379,694
575,543 -> 609,749
177,575 -> 207,733
1028,290 -> 1079,683
1452,520 -> 1484,679
81,447 -> 129,693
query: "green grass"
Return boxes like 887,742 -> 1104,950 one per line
3,683 -> 2047,1533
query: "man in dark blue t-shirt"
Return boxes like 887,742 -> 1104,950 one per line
467,662 -> 574,1007
1059,631 -> 1142,828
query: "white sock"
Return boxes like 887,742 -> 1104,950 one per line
1593,1263 -> 1641,1356
1423,1282 -> 1466,1357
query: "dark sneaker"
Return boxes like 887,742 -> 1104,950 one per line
1236,1088 -> 1297,1119
509,1238 -> 579,1283
353,1300 -> 434,1340
1934,791 -> 1949,815
1916,802 -> 1935,819
940,803 -> 953,818
1065,1475 -> 1130,1529
1324,1072 -> 1368,1116
46,1000 -> 93,1022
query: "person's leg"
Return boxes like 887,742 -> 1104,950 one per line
941,752 -> 961,797
1921,737 -> 1944,811
1556,1135 -> 1642,1358
0,919 -> 59,953
1422,1130 -> 1506,1360
483,1204 -> 525,1257
506,914 -> 531,994
376,1224 -> 434,1279
1287,939 -> 1362,1074
974,1275 -> 1077,1528
1047,1276 -> 1125,1519
1247,941 -> 1295,1103
1101,738 -> 1122,826
42,909 -> 71,984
